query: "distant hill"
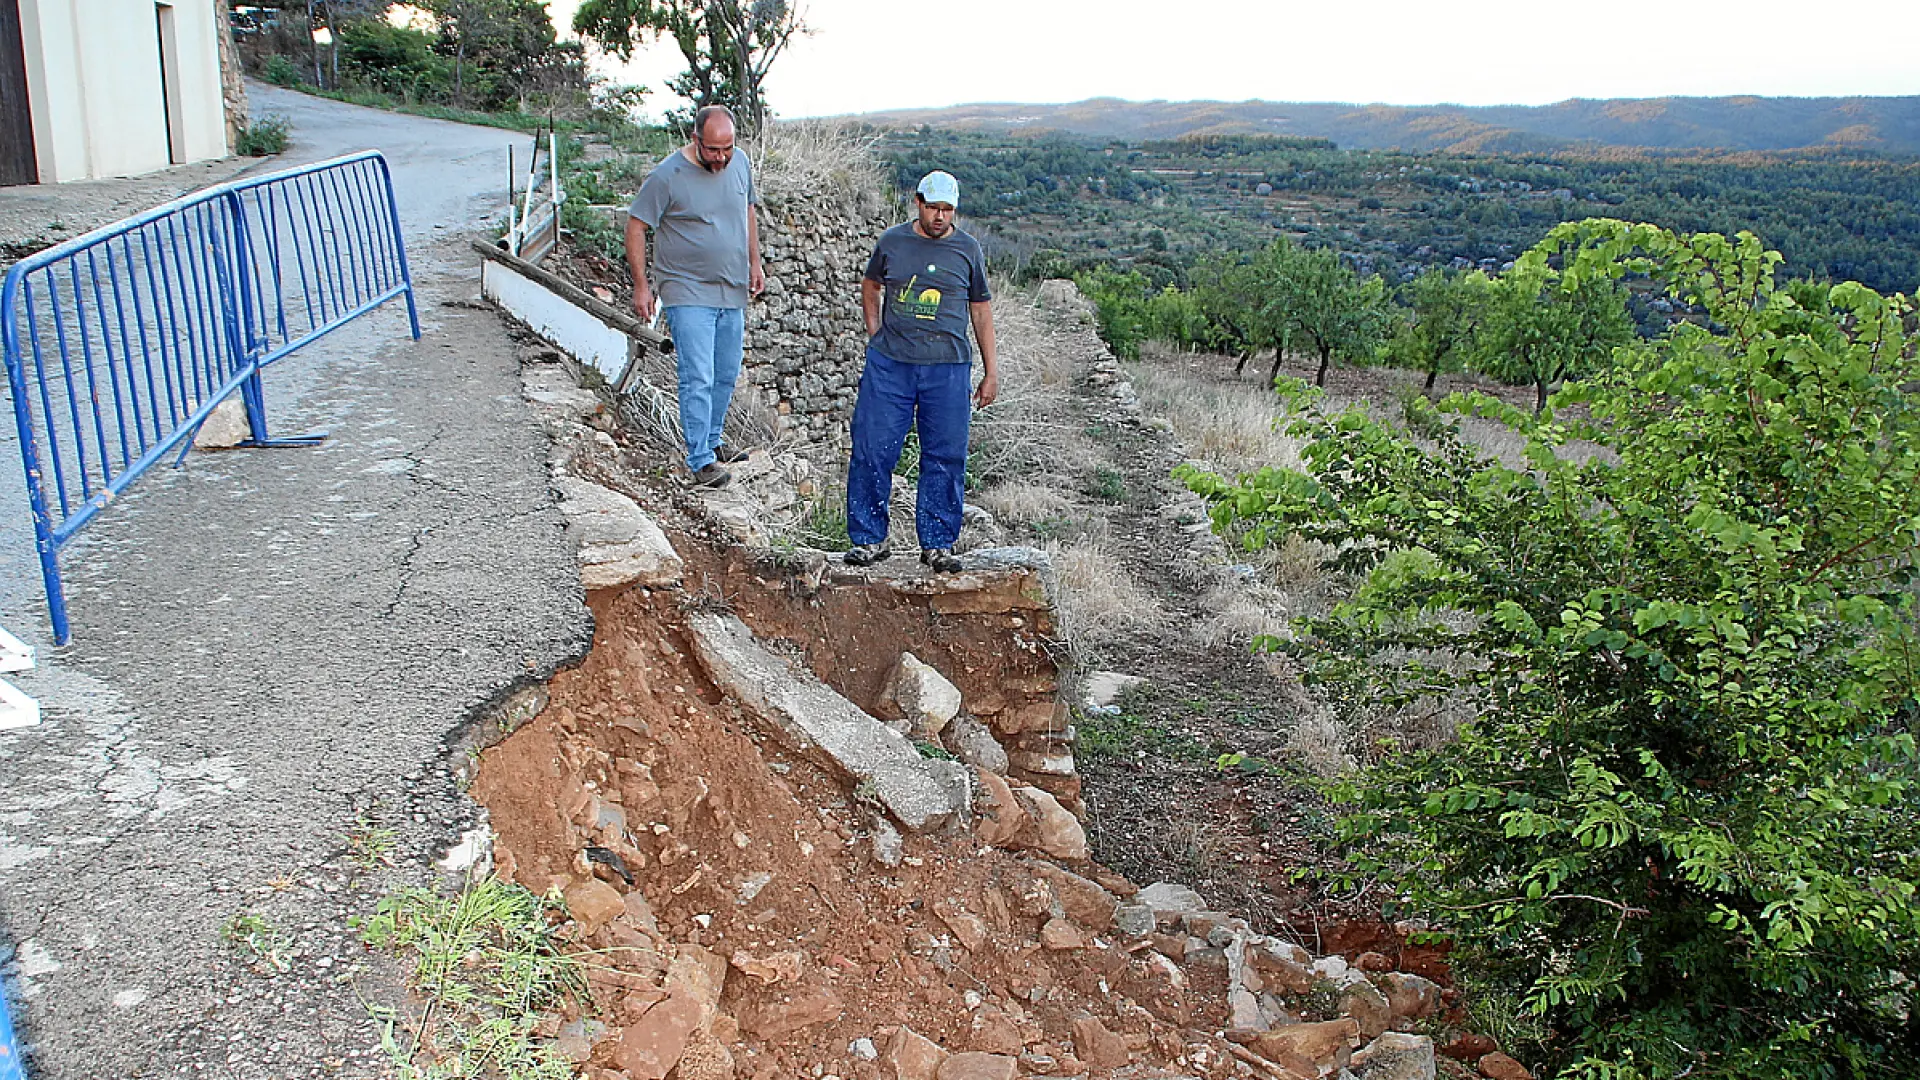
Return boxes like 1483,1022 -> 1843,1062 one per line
841,95 -> 1920,156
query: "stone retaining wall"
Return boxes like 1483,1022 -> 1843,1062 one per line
745,192 -> 896,448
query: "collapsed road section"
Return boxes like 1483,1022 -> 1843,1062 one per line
436,351 -> 1511,1080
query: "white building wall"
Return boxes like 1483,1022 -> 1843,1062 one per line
17,0 -> 229,182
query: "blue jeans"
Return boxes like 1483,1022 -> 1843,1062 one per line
846,347 -> 972,550
662,305 -> 745,471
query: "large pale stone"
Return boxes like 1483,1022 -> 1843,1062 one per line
553,476 -> 684,589
1378,971 -> 1444,1019
1137,882 -> 1207,915
563,878 -> 627,934
1477,1052 -> 1533,1080
193,396 -> 251,449
1070,1015 -> 1130,1070
1248,942 -> 1315,994
687,612 -> 969,831
885,653 -> 963,737
1351,1032 -> 1436,1080
1083,671 -> 1144,708
1341,979 -> 1394,1039
740,986 -> 843,1040
973,769 -> 1030,847
615,948 -> 725,1080
1015,785 -> 1087,861
616,998 -> 703,1079
1027,861 -> 1116,930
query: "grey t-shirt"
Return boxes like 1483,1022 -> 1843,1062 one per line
864,223 -> 992,366
628,149 -> 758,309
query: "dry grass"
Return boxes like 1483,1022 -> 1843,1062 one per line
1190,581 -> 1294,649
1286,709 -> 1356,778
615,345 -> 782,462
750,120 -> 893,215
1047,538 -> 1160,652
974,481 -> 1078,529
1129,344 -> 1305,476
969,287 -> 1101,488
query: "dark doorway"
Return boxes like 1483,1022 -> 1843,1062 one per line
0,0 -> 36,185
157,3 -> 185,165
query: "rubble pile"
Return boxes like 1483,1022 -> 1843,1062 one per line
470,335 -> 1535,1080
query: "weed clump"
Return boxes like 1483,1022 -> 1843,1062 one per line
359,877 -> 582,1080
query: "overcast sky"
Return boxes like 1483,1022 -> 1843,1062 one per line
545,0 -> 1920,120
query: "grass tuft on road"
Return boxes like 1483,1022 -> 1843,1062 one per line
359,877 -> 581,1080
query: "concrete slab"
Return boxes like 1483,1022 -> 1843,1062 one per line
685,611 -> 969,833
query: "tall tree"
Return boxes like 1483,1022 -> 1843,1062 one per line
423,0 -> 580,109
573,0 -> 802,132
1190,256 -> 1267,368
1391,267 -> 1490,394
1476,260 -> 1634,414
1256,240 -> 1392,388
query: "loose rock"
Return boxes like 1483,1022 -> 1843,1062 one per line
1070,1015 -> 1130,1071
1351,1032 -> 1436,1080
564,878 -> 627,934
884,652 -> 963,738
1377,971 -> 1443,1020
1478,1051 -> 1534,1080
887,1026 -> 949,1080
935,1051 -> 1018,1080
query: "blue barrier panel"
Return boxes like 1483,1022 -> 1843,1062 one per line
0,978 -> 22,1080
2,151 -> 420,644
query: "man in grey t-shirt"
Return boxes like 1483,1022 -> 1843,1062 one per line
626,105 -> 765,488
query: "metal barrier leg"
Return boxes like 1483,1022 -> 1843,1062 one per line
237,370 -> 325,449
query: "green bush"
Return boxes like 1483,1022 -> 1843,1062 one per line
336,20 -> 452,101
262,54 -> 305,88
1074,267 -> 1152,359
234,116 -> 289,157
1184,220 -> 1920,1077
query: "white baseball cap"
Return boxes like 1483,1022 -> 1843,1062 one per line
916,170 -> 960,208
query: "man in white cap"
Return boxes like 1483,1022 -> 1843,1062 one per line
843,170 -> 998,572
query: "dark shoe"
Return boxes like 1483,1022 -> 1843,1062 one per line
714,444 -> 749,464
691,463 -> 732,489
844,542 -> 892,567
921,548 -> 962,573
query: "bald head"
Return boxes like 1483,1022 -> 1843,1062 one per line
689,106 -> 738,172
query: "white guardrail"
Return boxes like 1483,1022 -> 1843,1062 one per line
0,626 -> 39,731
505,131 -> 564,264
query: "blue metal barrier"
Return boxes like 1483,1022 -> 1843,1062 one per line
0,977 -> 22,1080
2,151 -> 420,644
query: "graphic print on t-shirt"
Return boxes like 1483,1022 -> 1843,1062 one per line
895,265 -> 945,321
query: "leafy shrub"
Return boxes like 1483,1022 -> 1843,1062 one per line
234,116 -> 289,157
1184,219 -> 1920,1077
1074,267 -> 1152,359
262,54 -> 304,87
336,20 -> 452,101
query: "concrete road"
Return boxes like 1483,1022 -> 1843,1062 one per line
0,83 -> 591,1078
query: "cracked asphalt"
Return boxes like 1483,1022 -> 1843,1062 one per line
0,83 -> 592,1077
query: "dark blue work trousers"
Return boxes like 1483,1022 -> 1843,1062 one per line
847,347 -> 972,550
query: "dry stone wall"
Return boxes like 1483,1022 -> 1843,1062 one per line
745,191 -> 896,448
